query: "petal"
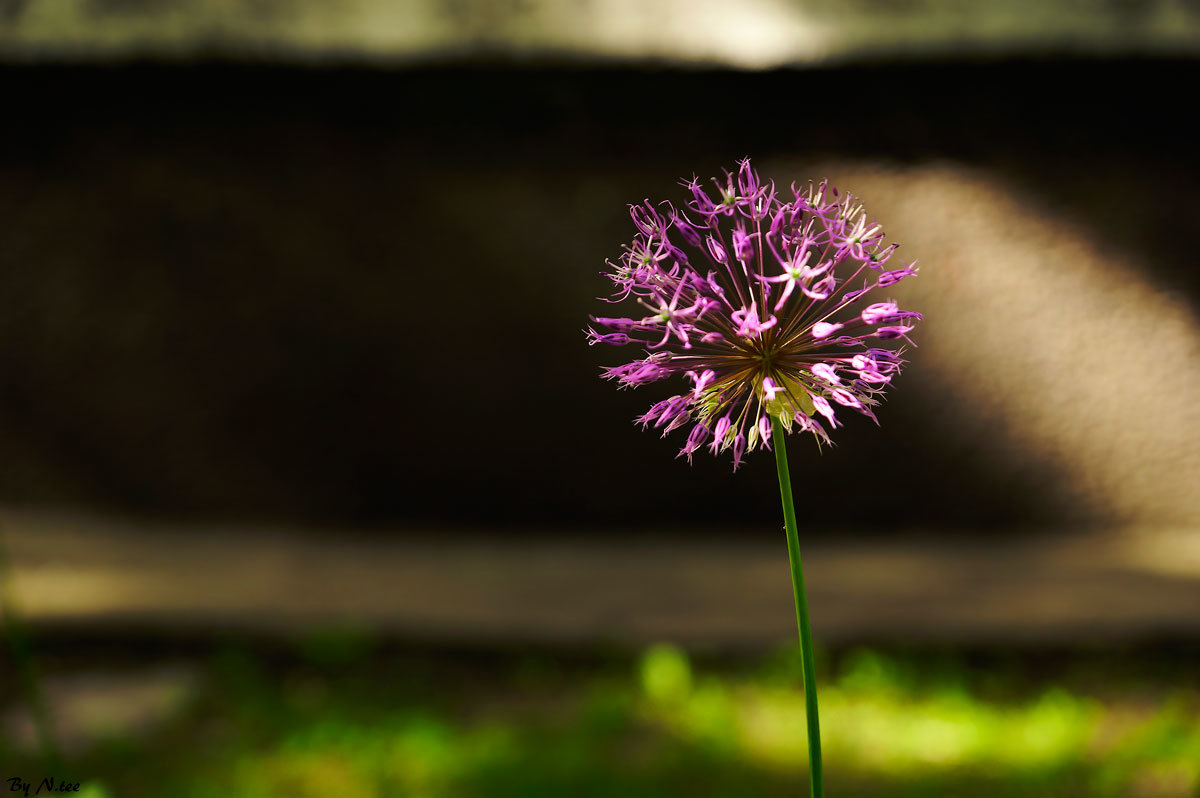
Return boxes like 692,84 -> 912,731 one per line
811,322 -> 844,339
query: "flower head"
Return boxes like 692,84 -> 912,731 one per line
588,159 -> 921,469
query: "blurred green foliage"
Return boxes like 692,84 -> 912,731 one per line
639,644 -> 692,704
3,642 -> 1198,797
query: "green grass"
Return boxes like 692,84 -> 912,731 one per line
4,640 -> 1199,797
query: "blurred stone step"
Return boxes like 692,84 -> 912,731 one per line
2,509 -> 1198,649
2,0 -> 1198,67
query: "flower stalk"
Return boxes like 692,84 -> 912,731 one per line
772,415 -> 823,797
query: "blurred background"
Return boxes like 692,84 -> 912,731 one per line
1,1 -> 1199,796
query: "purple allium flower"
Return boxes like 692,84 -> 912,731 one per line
587,159 -> 921,470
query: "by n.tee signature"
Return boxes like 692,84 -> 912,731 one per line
6,777 -> 81,796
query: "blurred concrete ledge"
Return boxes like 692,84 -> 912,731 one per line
1,0 -> 1198,67
3,509 -> 1199,648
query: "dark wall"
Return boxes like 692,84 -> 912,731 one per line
0,61 -> 1195,531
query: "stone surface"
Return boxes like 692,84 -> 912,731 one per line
0,64 -> 1196,532
1,0 -> 1197,66
1,665 -> 198,755
4,509 -> 1198,648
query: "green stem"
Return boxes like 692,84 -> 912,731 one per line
771,416 -> 824,797
0,524 -> 62,771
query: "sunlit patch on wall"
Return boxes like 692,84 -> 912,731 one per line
769,160 -> 1200,527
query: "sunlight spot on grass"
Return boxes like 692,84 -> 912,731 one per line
639,643 -> 692,704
